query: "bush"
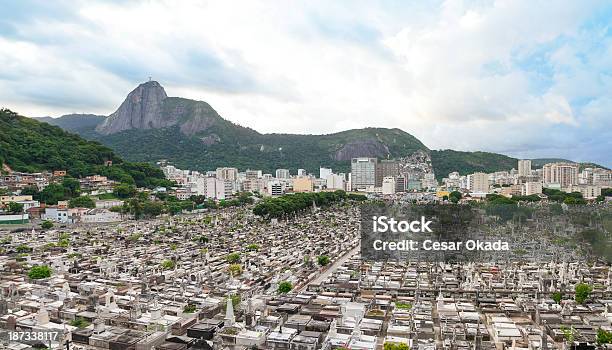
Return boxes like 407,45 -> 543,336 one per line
183,304 -> 197,313
28,265 -> 52,279
246,243 -> 260,251
69,196 -> 95,208
317,255 -> 330,266
70,317 -> 90,329
228,264 -> 242,276
41,220 -> 54,229
278,281 -> 293,294
226,252 -> 240,263
161,260 -> 176,270
575,283 -> 592,304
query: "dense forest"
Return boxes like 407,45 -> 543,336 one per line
0,109 -> 172,189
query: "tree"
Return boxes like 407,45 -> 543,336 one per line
39,183 -> 66,204
114,183 -> 137,199
28,265 -> 52,279
20,185 -> 40,198
278,281 -> 293,294
226,252 -> 241,263
41,220 -> 54,229
6,202 -> 24,214
575,283 -> 592,304
317,255 -> 330,266
143,201 -> 164,218
69,196 -> 95,208
597,328 -> 612,345
61,177 -> 81,197
449,191 -> 462,203
551,292 -> 563,304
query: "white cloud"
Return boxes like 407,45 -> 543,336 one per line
0,0 -> 610,165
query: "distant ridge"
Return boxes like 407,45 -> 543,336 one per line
32,81 -> 607,177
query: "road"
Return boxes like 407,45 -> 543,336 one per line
297,244 -> 360,292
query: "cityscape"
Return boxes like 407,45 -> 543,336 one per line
1,1 -> 612,350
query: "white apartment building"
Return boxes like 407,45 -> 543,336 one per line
382,177 -> 396,195
468,172 -> 489,193
326,174 -> 345,190
319,167 -> 333,180
518,159 -> 532,177
275,169 -> 290,179
522,182 -> 543,196
543,162 -> 578,188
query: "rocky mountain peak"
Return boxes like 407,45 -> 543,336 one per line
96,81 -> 168,135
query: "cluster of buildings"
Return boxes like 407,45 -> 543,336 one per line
0,170 -> 121,225
440,160 -> 611,200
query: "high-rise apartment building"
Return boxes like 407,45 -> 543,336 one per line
319,167 -> 333,180
375,160 -> 399,187
518,160 -> 531,177
351,158 -> 377,190
215,167 -> 238,181
543,162 -> 579,188
275,169 -> 290,179
468,172 -> 489,193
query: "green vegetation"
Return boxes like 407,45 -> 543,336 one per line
41,220 -> 54,229
430,150 -> 517,181
69,196 -> 96,208
183,304 -> 197,313
246,243 -> 260,251
226,252 -> 241,263
574,283 -> 592,304
28,265 -> 52,279
317,255 -> 330,266
70,317 -> 90,329
16,244 -> 32,253
483,195 -> 534,222
543,188 -> 587,204
222,294 -> 241,311
83,118 -> 429,176
551,292 -> 563,304
228,264 -> 242,276
161,260 -> 176,270
395,302 -> 412,310
560,326 -> 578,343
448,191 -> 462,203
597,329 -> 612,345
6,202 -> 24,214
278,281 -> 293,294
384,342 -> 410,350
253,190 -> 350,219
0,109 -> 172,190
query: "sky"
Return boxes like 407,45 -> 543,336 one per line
1,0 -> 611,167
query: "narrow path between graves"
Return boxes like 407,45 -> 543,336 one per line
297,244 -> 360,292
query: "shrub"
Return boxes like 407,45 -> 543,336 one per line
28,265 -> 52,279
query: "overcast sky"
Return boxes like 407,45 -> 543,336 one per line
1,0 -> 611,166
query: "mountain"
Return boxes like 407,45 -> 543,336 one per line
431,150 -> 518,180
0,109 -> 171,188
36,114 -> 106,137
530,158 -> 608,170
39,81 -> 527,176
